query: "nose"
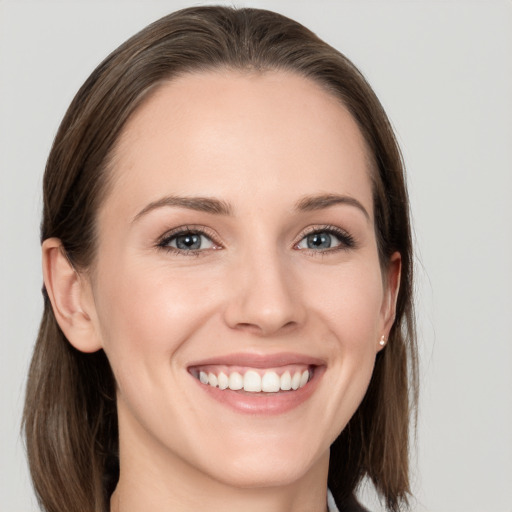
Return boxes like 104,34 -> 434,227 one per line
222,248 -> 305,336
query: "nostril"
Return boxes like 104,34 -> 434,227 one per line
232,320 -> 298,336
232,322 -> 266,335
277,321 -> 299,335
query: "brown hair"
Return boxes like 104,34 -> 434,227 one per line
23,6 -> 417,512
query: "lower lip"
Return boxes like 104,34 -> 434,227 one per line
191,367 -> 325,415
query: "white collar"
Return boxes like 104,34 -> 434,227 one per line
327,488 -> 339,512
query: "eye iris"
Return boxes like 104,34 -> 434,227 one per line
176,233 -> 201,250
307,232 -> 331,249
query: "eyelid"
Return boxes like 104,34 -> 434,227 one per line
155,223 -> 356,255
157,225 -> 223,251
293,224 -> 356,251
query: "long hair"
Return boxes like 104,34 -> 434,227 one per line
23,6 -> 418,511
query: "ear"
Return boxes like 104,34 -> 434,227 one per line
378,251 -> 402,351
42,238 -> 102,353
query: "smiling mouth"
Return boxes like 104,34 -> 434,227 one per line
189,365 -> 314,393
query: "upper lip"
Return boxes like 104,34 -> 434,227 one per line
187,352 -> 325,369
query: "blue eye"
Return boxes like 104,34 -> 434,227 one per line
160,230 -> 215,252
296,228 -> 354,251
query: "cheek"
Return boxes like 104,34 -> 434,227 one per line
307,257 -> 385,337
93,260 -> 220,377
91,263 -> 221,444
306,259 -> 383,414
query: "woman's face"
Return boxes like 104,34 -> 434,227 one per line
84,70 -> 399,489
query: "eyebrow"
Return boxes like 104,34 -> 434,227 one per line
294,193 -> 370,220
132,193 -> 369,222
132,195 -> 232,222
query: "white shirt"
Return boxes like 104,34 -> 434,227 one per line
327,489 -> 339,512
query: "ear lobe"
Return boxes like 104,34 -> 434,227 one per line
379,251 -> 402,347
42,238 -> 102,353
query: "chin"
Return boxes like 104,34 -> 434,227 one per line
207,455 -> 322,489
193,433 -> 330,489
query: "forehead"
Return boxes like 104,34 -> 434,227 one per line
105,69 -> 374,218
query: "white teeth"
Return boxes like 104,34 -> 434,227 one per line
291,371 -> 302,390
197,368 -> 311,392
208,372 -> 218,387
261,371 -> 281,392
280,371 -> 292,390
228,372 -> 243,391
243,370 -> 262,392
218,372 -> 229,390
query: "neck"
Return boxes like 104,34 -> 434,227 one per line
110,410 -> 330,512
111,473 -> 329,512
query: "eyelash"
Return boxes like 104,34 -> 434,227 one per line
157,225 -> 222,257
156,224 -> 356,256
295,225 -> 356,255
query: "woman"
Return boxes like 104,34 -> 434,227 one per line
23,6 -> 417,512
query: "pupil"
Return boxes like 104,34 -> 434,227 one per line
176,233 -> 201,250
307,233 -> 331,249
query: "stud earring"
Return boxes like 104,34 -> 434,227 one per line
379,335 -> 386,347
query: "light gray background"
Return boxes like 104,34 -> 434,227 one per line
1,1 -> 511,511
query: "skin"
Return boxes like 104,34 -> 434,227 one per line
43,70 -> 400,512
